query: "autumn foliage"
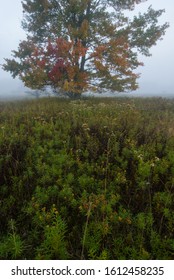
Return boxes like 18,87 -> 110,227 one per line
13,38 -> 89,96
4,36 -> 142,96
2,0 -> 169,97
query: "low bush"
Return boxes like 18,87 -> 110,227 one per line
0,97 -> 174,259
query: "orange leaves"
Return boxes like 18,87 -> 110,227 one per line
47,38 -> 71,59
5,33 -> 142,94
92,45 -> 107,59
5,0 -> 169,96
91,45 -> 108,74
36,59 -> 46,68
91,38 -> 130,76
20,37 -> 89,94
46,38 -> 88,89
46,38 -> 87,65
89,35 -> 143,92
93,60 -> 108,73
68,19 -> 90,40
42,0 -> 50,11
95,38 -> 131,71
62,70 -> 88,94
79,19 -> 90,39
71,39 -> 88,58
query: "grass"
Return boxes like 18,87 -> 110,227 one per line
0,96 -> 174,259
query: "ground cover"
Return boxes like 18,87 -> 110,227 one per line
0,97 -> 174,259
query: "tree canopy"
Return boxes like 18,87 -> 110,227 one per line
3,0 -> 169,97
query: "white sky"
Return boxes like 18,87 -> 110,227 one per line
0,0 -> 173,96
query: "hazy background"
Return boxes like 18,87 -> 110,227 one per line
0,0 -> 174,99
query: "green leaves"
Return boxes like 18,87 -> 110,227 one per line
0,97 -> 174,259
3,0 -> 169,96
129,6 -> 169,56
0,220 -> 24,259
36,215 -> 68,259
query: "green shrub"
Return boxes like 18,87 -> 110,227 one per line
0,97 -> 174,259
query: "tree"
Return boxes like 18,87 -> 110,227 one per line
3,0 -> 169,98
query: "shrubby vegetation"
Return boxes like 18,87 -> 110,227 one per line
0,97 -> 174,259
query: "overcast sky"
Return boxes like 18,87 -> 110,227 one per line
0,0 -> 173,97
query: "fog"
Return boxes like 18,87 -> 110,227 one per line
0,0 -> 174,99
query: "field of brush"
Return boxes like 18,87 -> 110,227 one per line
0,96 -> 174,259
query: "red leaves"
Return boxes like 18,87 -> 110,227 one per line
7,34 -> 141,93
20,37 -> 89,93
48,58 -> 67,83
36,59 -> 46,68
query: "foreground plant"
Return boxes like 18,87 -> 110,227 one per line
0,98 -> 174,259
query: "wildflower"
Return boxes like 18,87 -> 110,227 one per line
137,154 -> 143,160
99,103 -> 106,107
82,123 -> 88,128
82,123 -> 90,131
126,218 -> 132,224
155,157 -> 160,161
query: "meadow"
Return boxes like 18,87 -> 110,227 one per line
0,96 -> 174,260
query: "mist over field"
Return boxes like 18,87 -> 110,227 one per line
0,77 -> 174,100
0,78 -> 26,100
